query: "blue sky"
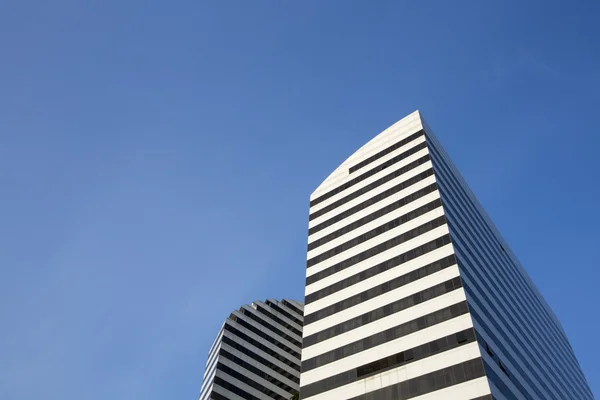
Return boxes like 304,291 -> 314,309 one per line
1,1 -> 598,398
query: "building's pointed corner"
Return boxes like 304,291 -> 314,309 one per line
310,110 -> 426,199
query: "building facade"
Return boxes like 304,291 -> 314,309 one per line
199,299 -> 304,400
300,111 -> 593,400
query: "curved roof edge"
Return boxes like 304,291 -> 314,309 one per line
311,110 -> 425,199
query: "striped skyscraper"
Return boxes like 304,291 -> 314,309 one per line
300,111 -> 593,400
199,299 -> 304,400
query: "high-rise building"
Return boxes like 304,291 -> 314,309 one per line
300,111 -> 593,400
199,298 -> 304,400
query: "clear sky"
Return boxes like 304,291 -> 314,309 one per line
1,1 -> 598,399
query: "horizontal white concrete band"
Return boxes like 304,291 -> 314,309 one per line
436,168 -> 589,396
220,341 -> 300,380
311,113 -> 423,199
487,381 -> 509,400
270,298 -> 304,320
453,230 -> 586,392
309,138 -> 428,214
424,123 -> 552,321
226,319 -> 300,365
199,368 -> 217,400
306,190 -> 442,260
311,114 -> 423,199
427,125 -> 569,344
464,286 -> 554,400
231,310 -> 301,354
216,370 -> 274,400
304,244 -> 455,316
306,207 -> 445,276
408,377 -> 491,400
303,264 -> 462,342
219,357 -> 291,398
239,305 -> 302,344
226,327 -> 299,372
210,385 -> 246,400
308,160 -> 433,229
219,341 -> 299,388
305,226 -> 450,294
253,300 -> 302,333
205,325 -> 225,364
456,241 -> 574,400
203,349 -> 223,383
439,193 -> 579,374
302,289 -> 467,361
303,341 -> 481,399
203,340 -> 222,380
307,175 -> 438,244
480,347 -> 529,400
474,320 -> 546,400
301,310 -> 473,385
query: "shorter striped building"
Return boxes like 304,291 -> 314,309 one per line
199,299 -> 304,400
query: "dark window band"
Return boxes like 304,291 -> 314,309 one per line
239,308 -> 302,348
427,140 -> 576,357
224,325 -> 300,370
221,336 -> 299,383
429,146 -> 589,399
304,276 -> 463,347
300,328 -> 476,398
345,357 -> 486,400
464,281 -> 555,400
202,349 -> 220,387
304,254 -> 457,325
266,301 -> 304,326
483,358 -> 520,400
310,131 -> 425,207
308,183 -> 438,252
213,376 -> 260,400
282,299 -> 303,317
306,216 -> 447,285
301,300 -> 470,372
208,390 -> 229,400
308,168 -> 435,236
433,166 -> 590,399
465,284 -> 554,400
207,326 -> 224,361
446,207 -> 582,399
348,130 -> 425,175
305,234 -> 453,304
217,363 -> 287,400
307,198 -> 443,268
476,332 -> 529,400
229,316 -> 300,359
356,328 -> 475,380
256,305 -> 302,336
309,151 -> 430,221
220,349 -> 297,393
431,153 -> 590,399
